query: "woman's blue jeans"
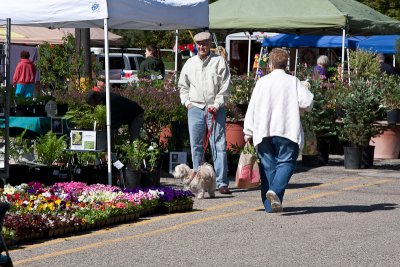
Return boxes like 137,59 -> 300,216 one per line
258,136 -> 299,212
188,106 -> 228,189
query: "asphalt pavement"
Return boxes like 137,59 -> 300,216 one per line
7,155 -> 400,267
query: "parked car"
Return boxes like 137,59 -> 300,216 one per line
95,53 -> 145,82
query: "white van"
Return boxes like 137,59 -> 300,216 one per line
96,53 -> 145,82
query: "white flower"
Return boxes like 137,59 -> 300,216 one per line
3,185 -> 15,195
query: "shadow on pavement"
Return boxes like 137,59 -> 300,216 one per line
281,203 -> 397,215
232,183 -> 321,193
287,183 -> 322,189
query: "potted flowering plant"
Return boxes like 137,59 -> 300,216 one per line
158,187 -> 194,213
141,143 -> 162,188
120,139 -> 148,189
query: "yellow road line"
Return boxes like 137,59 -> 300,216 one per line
12,178 -> 394,265
289,179 -> 391,204
14,207 -> 255,266
11,200 -> 247,251
204,200 -> 247,211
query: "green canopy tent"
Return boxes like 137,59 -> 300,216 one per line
210,0 -> 400,74
210,0 -> 400,35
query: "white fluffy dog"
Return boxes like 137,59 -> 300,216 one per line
172,163 -> 216,199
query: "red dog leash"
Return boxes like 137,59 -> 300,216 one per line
202,108 -> 216,163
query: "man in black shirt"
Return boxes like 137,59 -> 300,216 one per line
86,91 -> 144,141
377,53 -> 397,75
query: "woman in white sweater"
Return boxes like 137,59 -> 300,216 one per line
243,48 -> 314,213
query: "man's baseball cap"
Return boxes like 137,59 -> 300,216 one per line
194,32 -> 211,42
97,75 -> 106,82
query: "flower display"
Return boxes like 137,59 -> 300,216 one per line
1,182 -> 194,244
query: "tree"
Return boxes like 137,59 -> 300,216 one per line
356,0 -> 400,21
111,30 -> 194,49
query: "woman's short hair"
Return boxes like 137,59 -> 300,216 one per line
20,50 -> 30,59
317,55 -> 329,67
269,48 -> 288,69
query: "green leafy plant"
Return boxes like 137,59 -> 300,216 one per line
74,152 -> 102,166
339,79 -> 383,147
380,74 -> 400,110
295,64 -> 314,82
230,73 -> 256,106
93,105 -> 107,129
227,73 -> 257,121
34,132 -> 67,165
38,34 -> 86,92
9,129 -> 34,163
114,76 -> 186,148
348,50 -> 380,80
120,139 -> 148,171
63,104 -> 96,130
301,79 -> 337,139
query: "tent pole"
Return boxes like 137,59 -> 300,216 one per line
175,29 -> 178,83
104,18 -> 112,186
247,32 -> 251,77
341,29 -> 345,82
347,48 -> 351,84
294,48 -> 298,77
211,32 -> 221,55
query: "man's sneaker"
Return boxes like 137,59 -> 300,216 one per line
266,190 -> 283,212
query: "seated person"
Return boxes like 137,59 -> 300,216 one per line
86,91 -> 144,141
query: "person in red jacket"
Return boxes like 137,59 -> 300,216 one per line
13,50 -> 37,98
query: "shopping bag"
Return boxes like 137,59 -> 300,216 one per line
235,142 -> 260,189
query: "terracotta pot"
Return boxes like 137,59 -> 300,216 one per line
226,121 -> 245,151
370,126 -> 400,159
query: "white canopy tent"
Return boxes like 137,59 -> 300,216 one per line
0,0 -> 209,185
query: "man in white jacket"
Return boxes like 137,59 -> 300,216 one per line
244,48 -> 314,212
178,32 -> 231,194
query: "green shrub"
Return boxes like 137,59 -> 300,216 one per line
35,132 -> 67,165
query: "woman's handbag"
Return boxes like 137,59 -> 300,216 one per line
235,142 -> 260,189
